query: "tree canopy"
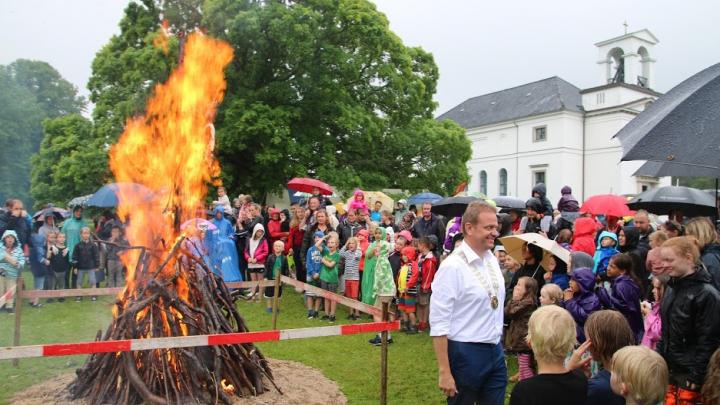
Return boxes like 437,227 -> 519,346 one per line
0,60 -> 84,205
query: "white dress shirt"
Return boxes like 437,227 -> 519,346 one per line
429,241 -> 505,343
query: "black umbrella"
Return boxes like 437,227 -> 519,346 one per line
627,186 -> 717,217
615,62 -> 720,171
431,196 -> 480,218
633,160 -> 720,178
492,196 -> 526,213
33,205 -> 70,222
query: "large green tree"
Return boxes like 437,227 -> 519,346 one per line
205,0 -> 470,196
0,60 -> 83,205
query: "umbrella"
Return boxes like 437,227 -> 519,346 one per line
347,191 -> 394,212
627,186 -> 717,217
499,233 -> 571,270
615,62 -> 720,172
633,160 -> 720,178
407,192 -> 443,206
580,194 -> 633,218
287,178 -> 333,196
67,194 -> 92,208
87,183 -> 154,208
431,196 -> 481,218
492,196 -> 526,211
180,218 -> 218,232
32,205 -> 70,222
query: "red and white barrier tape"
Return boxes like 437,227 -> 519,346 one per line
0,321 -> 399,360
0,285 -> 16,308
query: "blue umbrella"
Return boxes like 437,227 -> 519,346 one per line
407,192 -> 443,206
87,183 -> 154,208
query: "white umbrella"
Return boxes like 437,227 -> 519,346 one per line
499,233 -> 570,270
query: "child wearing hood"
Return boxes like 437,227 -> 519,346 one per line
557,186 -> 579,213
571,217 -> 598,257
531,183 -> 554,217
593,231 -> 619,280
397,246 -> 420,334
563,267 -> 601,342
369,236 -> 396,345
596,253 -> 644,343
244,223 -> 268,300
0,230 -> 25,312
349,189 -> 369,216
361,227 -> 387,307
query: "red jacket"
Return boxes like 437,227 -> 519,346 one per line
288,225 -> 305,254
571,217 -> 597,257
268,219 -> 289,247
244,238 -> 269,263
419,251 -> 438,292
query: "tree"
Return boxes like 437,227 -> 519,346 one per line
0,60 -> 85,205
204,0 -> 470,196
30,115 -> 109,207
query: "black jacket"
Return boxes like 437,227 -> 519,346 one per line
72,240 -> 100,270
700,243 -> 720,291
0,211 -> 30,248
532,183 -> 554,216
264,253 -> 289,280
657,267 -> 720,385
338,220 -> 365,247
411,214 -> 445,253
300,223 -> 335,266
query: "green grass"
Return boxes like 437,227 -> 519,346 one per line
0,270 -> 517,404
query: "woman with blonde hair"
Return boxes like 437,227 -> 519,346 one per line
684,217 -> 720,290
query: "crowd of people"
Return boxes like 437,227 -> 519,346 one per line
2,182 -> 720,404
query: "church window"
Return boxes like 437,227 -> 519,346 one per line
533,126 -> 547,142
533,170 -> 546,186
479,170 -> 487,195
499,169 -> 508,196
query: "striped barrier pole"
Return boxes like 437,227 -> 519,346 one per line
280,276 -> 382,317
0,321 -> 400,361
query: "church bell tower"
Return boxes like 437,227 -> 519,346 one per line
594,27 -> 659,89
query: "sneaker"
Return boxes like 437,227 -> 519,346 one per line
368,336 -> 381,345
58,298 -> 65,302
307,311 -> 315,319
329,315 -> 336,323
47,298 -> 55,303
30,303 -> 43,308
91,296 -> 97,302
405,325 -> 418,335
321,315 -> 330,321
75,297 -> 82,302
6,308 -> 14,314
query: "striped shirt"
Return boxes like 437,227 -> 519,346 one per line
340,247 -> 362,281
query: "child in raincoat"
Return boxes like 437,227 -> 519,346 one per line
361,227 -> 386,306
0,230 -> 25,312
349,189 -> 369,216
592,231 -> 619,280
368,235 -> 396,346
397,246 -> 420,334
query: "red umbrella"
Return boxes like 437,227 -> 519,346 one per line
287,177 -> 333,195
580,194 -> 634,218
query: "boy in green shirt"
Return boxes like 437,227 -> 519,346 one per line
319,231 -> 341,322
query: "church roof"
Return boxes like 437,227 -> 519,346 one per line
437,76 -> 583,129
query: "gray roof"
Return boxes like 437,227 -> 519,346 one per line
437,76 -> 583,129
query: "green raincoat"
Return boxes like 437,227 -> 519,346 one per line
361,227 -> 386,305
62,216 -> 85,259
372,241 -> 395,297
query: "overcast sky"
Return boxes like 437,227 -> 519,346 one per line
1,0 -> 718,115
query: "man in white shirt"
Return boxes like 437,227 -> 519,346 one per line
430,201 -> 506,405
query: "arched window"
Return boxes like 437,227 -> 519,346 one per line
499,169 -> 507,196
479,170 -> 487,196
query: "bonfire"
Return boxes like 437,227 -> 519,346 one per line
68,33 -> 276,404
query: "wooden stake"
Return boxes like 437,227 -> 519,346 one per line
380,301 -> 389,405
13,277 -> 24,368
271,274 -> 282,330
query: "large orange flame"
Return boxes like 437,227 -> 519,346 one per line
109,33 -> 233,297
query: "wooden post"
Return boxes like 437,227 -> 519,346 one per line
13,277 -> 24,368
380,301 -> 389,405
271,274 -> 282,330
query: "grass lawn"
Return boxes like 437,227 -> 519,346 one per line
0,270 -> 517,404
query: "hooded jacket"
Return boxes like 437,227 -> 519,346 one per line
244,223 -> 268,268
657,267 -> 720,385
348,189 -> 369,215
361,227 -> 386,305
619,226 -> 648,284
700,242 -> 720,291
592,231 -> 619,277
504,295 -> 537,352
0,230 -> 25,278
267,209 -> 289,246
211,206 -> 235,240
596,273 -> 644,343
373,240 -> 396,297
419,250 -> 438,292
531,183 -> 554,216
397,246 -> 419,295
563,267 -> 601,342
571,217 -> 597,257
556,186 -> 579,213
72,238 -> 100,270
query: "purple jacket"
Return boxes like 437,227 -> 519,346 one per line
597,274 -> 644,343
563,267 -> 601,342
557,185 -> 579,212
443,217 -> 461,253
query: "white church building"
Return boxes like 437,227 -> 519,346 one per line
438,29 -> 671,204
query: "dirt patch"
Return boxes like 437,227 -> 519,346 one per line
11,359 -> 347,405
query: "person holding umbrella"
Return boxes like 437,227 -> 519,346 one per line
507,243 -> 546,299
